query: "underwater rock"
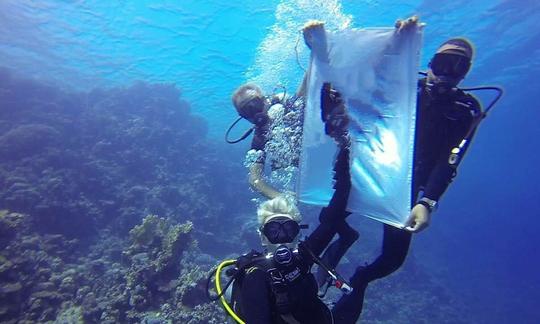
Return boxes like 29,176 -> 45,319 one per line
0,257 -> 13,274
54,303 -> 84,323
124,215 -> 195,314
174,263 -> 209,308
59,276 -> 76,294
81,292 -> 100,320
0,211 -> 87,323
0,210 -> 26,248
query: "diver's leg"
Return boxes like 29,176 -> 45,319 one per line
331,270 -> 367,324
316,220 -> 359,287
363,224 -> 412,281
305,147 -> 351,256
332,224 -> 412,323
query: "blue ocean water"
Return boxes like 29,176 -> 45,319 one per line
0,0 -> 539,323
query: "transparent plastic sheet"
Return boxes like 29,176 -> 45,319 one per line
297,27 -> 423,228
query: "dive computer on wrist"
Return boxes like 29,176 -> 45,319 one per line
418,197 -> 438,212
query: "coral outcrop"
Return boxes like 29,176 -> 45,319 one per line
0,67 -> 251,242
0,69 -> 244,323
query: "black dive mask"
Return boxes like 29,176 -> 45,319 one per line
429,53 -> 470,79
262,216 -> 305,245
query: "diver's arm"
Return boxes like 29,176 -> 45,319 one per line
249,162 -> 282,199
422,96 -> 480,201
394,15 -> 422,33
406,96 -> 480,232
248,124 -> 282,199
295,20 -> 319,98
302,20 -> 329,63
405,147 -> 457,232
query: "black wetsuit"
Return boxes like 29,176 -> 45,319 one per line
331,78 -> 482,323
238,147 -> 363,324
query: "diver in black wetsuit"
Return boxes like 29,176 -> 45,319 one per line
329,35 -> 484,323
237,147 -> 350,324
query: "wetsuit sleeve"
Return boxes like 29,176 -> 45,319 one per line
240,267 -> 274,324
304,147 -> 351,256
423,95 -> 481,201
249,162 -> 282,199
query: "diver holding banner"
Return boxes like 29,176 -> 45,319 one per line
302,17 -> 503,322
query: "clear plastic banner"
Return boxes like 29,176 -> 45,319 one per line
298,27 -> 423,228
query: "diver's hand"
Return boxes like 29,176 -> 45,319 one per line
395,15 -> 422,33
321,83 -> 349,144
404,203 -> 431,233
321,83 -> 344,123
302,20 -> 325,49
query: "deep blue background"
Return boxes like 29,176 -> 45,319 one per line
1,0 -> 538,322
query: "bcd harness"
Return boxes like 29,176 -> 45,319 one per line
418,72 -> 504,170
207,242 -> 351,324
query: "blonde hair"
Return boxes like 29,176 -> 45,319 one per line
231,83 -> 263,110
257,196 -> 301,225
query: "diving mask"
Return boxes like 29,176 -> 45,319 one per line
261,215 -> 307,244
429,53 -> 470,79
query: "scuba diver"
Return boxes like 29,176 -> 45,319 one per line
211,84 -> 366,324
315,17 -> 503,323
229,82 -> 305,199
227,27 -> 359,296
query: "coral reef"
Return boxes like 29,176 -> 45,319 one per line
123,215 -> 193,313
0,69 -> 243,323
0,67 -> 251,242
0,211 -> 80,323
0,211 -> 225,323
